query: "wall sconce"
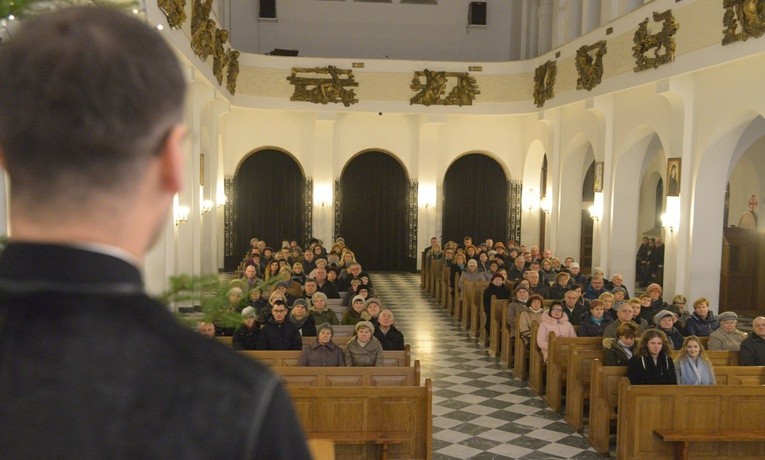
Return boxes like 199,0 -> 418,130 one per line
216,194 -> 227,207
588,192 -> 603,222
540,196 -> 551,214
418,183 -> 437,209
173,195 -> 189,226
523,188 -> 540,212
201,200 -> 214,214
314,182 -> 333,208
661,196 -> 681,234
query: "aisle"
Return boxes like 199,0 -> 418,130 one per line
372,272 -> 602,460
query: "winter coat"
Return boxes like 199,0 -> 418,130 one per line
298,340 -> 346,366
739,333 -> 765,366
344,336 -> 384,366
537,311 -> 577,361
255,319 -> 302,350
231,325 -> 259,350
684,312 -> 719,337
626,350 -> 677,385
341,308 -> 371,326
577,313 -> 614,337
374,325 -> 405,351
518,308 -> 544,343
562,303 -> 588,326
309,307 -> 339,326
707,328 -> 747,351
655,326 -> 684,350
674,356 -> 716,385
603,338 -> 636,366
289,314 -> 317,337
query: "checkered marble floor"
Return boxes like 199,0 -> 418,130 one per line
371,272 -> 603,460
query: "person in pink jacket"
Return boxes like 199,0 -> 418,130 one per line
537,300 -> 577,362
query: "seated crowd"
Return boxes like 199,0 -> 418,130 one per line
197,236 -> 407,368
423,235 -> 765,377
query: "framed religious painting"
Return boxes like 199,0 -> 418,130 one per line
667,158 -> 681,196
593,162 -> 604,193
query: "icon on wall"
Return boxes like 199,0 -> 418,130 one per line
667,158 -> 681,197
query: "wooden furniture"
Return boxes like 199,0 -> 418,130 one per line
307,439 -> 335,460
527,321 -> 545,394
617,378 -> 765,459
720,226 -> 765,316
564,347 -> 605,432
273,361 -> 421,387
543,336 -> 602,412
488,297 -> 508,358
655,430 -> 765,460
239,345 -> 411,367
512,314 -> 529,379
288,379 -> 432,460
439,265 -> 450,308
499,305 -> 514,368
452,272 -> 461,319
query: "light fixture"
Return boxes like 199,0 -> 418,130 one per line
201,200 -> 214,214
523,188 -> 540,212
540,196 -> 551,214
588,192 -> 603,222
173,195 -> 190,226
418,183 -> 436,209
661,196 -> 681,234
314,182 -> 333,208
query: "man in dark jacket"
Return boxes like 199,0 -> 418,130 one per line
563,289 -> 588,326
0,8 -> 310,458
374,309 -> 406,350
739,317 -> 765,366
257,300 -> 303,350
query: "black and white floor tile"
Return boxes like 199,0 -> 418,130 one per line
372,272 -> 603,460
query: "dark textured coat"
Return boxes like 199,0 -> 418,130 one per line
0,243 -> 310,459
256,318 -> 303,350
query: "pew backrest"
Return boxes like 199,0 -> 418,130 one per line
273,360 -> 421,386
240,345 -> 410,367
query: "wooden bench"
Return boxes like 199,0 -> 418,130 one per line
587,357 -> 753,455
452,272 -> 461,320
239,346 -> 411,367
488,296 -> 508,358
273,361 -> 421,386
461,280 -> 488,340
420,252 -> 427,290
499,305 -> 514,368
655,430 -> 765,460
528,321 -> 545,393
439,264 -> 450,308
617,378 -> 765,459
564,347 -> 605,432
512,313 -> 529,379
544,335 -> 602,412
288,378 -> 432,459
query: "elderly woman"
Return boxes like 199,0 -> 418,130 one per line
537,300 -> 577,362
344,321 -> 384,366
603,322 -> 640,366
374,309 -> 405,350
365,298 -> 382,327
707,311 -> 747,350
232,306 -> 260,350
674,335 -> 716,385
668,294 -> 691,329
653,309 -> 683,350
299,323 -> 345,366
308,292 -> 338,325
627,329 -> 677,385
289,299 -> 317,336
342,295 -> 371,325
578,299 -> 614,337
684,297 -> 719,337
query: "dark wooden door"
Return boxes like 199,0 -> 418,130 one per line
720,227 -> 763,316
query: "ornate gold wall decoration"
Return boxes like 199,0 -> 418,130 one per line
409,70 -> 479,106
632,10 -> 679,72
191,0 -> 212,35
158,0 -> 186,29
227,50 -> 240,95
723,0 -> 765,45
287,66 -> 359,106
191,18 -> 216,60
575,40 -> 607,91
212,28 -> 230,85
533,60 -> 556,108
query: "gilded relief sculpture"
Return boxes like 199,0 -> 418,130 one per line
575,40 -> 607,91
533,60 -> 556,108
191,0 -> 212,35
632,10 -> 678,72
157,0 -> 186,29
287,66 -> 359,106
212,28 -> 230,85
227,50 -> 240,95
723,0 -> 765,45
410,70 -> 479,106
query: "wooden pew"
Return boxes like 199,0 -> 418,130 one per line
301,336 -> 352,346
528,321 -> 545,394
429,259 -> 439,298
239,345 -> 411,367
489,297 -> 508,358
289,379 -> 432,460
616,378 -> 765,460
451,272 -> 461,319
564,347 -> 605,432
439,264 -> 450,308
420,252 -> 427,289
544,335 -> 602,412
513,314 -> 529,379
499,304 -> 513,368
461,280 -> 488,340
273,360 -> 421,387
307,439 -> 334,460
587,355 -> 750,455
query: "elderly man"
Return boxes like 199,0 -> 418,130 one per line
584,275 -> 607,301
374,309 -> 405,350
313,267 -> 341,298
607,273 -> 630,298
563,289 -> 588,326
308,292 -> 338,325
0,7 -> 309,458
739,316 -> 765,365
707,311 -> 747,351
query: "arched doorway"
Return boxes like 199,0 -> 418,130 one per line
442,153 -> 508,245
338,151 -> 410,271
229,149 -> 306,269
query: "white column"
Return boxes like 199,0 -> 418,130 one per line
537,0 -> 554,55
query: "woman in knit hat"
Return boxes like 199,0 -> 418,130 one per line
344,321 -> 383,366
707,311 -> 747,350
299,323 -> 345,366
